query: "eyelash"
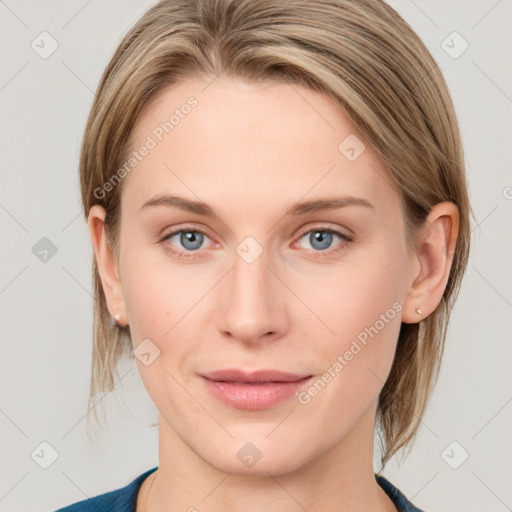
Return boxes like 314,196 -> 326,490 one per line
159,224 -> 353,260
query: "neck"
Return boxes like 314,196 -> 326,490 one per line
143,409 -> 397,512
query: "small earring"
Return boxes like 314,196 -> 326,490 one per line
115,313 -> 120,322
415,307 -> 423,315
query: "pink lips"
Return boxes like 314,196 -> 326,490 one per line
200,369 -> 313,410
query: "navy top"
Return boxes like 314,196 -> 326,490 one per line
55,466 -> 424,511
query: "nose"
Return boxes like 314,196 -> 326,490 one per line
216,247 -> 290,345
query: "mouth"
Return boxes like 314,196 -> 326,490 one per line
199,369 -> 313,410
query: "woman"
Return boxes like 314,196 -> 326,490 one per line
56,0 -> 471,510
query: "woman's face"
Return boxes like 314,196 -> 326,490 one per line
112,76 -> 417,474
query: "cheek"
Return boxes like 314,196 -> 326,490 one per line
119,244 -> 219,401
291,258 -> 405,445
120,239 -> 212,340
119,246 -> 208,416
298,246 -> 405,396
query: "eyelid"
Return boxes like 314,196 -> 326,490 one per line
295,223 -> 353,241
160,224 -> 215,242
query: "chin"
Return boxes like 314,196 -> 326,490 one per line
193,431 -> 318,477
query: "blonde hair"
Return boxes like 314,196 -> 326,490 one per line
80,0 -> 472,466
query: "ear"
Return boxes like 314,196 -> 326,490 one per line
402,201 -> 459,324
88,205 -> 127,325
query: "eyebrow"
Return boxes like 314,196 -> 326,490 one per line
139,194 -> 375,216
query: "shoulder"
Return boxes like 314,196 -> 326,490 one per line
376,474 -> 426,512
54,467 -> 158,512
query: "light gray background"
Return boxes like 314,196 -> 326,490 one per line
0,1 -> 511,511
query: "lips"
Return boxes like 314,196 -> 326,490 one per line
200,369 -> 313,409
201,369 -> 311,383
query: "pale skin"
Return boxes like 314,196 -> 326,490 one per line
88,76 -> 459,512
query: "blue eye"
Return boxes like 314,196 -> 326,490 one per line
307,231 -> 334,250
166,230 -> 207,251
297,228 -> 352,254
160,225 -> 352,260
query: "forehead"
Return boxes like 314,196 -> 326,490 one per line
121,76 -> 400,219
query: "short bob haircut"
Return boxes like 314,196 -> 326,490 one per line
80,0 -> 472,467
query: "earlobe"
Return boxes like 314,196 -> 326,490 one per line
87,205 -> 126,325
402,202 -> 459,324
